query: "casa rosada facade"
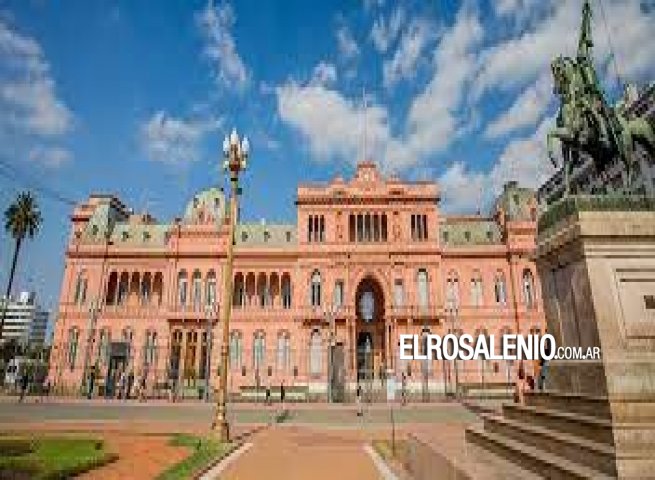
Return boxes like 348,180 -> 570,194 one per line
49,162 -> 545,400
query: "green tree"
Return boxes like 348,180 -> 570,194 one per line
1,192 -> 42,341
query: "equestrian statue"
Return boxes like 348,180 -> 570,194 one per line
546,0 -> 654,195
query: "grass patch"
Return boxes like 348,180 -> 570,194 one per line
156,434 -> 235,480
0,436 -> 116,479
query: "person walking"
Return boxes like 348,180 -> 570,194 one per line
118,369 -> 126,400
18,371 -> 29,403
356,383 -> 363,417
138,370 -> 148,402
265,380 -> 271,406
280,380 -> 286,406
126,370 -> 134,400
515,361 -> 526,404
87,366 -> 96,400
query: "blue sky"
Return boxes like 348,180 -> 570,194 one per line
0,0 -> 654,316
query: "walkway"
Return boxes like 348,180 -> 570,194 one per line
215,426 -> 384,480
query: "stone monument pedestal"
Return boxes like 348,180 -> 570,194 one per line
467,201 -> 655,479
536,207 -> 655,478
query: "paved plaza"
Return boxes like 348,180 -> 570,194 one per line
0,396 -> 480,478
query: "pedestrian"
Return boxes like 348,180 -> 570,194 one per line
265,380 -> 271,406
87,366 -> 96,400
127,370 -> 134,400
538,345 -> 550,391
515,361 -> 526,404
19,370 -> 30,403
356,383 -> 363,416
42,377 -> 51,401
280,380 -> 286,406
118,369 -> 126,400
139,370 -> 148,402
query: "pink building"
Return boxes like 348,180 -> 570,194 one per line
49,162 -> 545,400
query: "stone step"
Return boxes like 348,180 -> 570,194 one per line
466,426 -> 615,480
481,414 -> 617,476
524,391 -> 612,420
502,403 -> 615,445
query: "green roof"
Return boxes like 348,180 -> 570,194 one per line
440,219 -> 502,246
236,223 -> 296,247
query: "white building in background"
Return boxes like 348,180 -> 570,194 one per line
0,291 -> 49,346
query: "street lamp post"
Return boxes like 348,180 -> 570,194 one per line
447,301 -> 460,398
214,128 -> 249,442
323,304 -> 338,403
205,303 -> 215,402
81,299 -> 98,396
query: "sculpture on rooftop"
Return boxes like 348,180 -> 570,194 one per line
546,0 -> 654,195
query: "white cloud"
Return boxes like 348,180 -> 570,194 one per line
440,117 -> 556,212
28,146 -> 72,168
484,72 -> 552,139
276,5 -> 482,173
0,19 -> 73,167
370,7 -> 404,53
276,82 -> 388,163
382,19 -> 436,89
197,1 -> 249,91
402,5 -> 482,160
140,111 -> 219,166
311,62 -> 337,86
476,0 -> 655,98
336,24 -> 359,60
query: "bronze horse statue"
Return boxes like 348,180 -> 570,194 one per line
546,1 -> 654,195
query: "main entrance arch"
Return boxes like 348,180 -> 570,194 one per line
354,276 -> 386,384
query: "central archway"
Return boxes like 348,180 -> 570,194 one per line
354,276 -> 386,383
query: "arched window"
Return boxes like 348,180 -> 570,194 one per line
276,331 -> 291,372
230,331 -> 243,370
105,272 -> 118,305
122,328 -> 133,364
446,271 -> 459,308
470,271 -> 483,307
349,214 -> 356,242
281,274 -> 292,309
417,269 -> 429,309
117,272 -> 129,305
309,330 -> 322,376
257,273 -> 267,308
359,289 -> 375,322
253,331 -> 265,370
206,271 -> 217,307
74,271 -> 87,305
177,271 -> 188,308
143,331 -> 157,367
310,271 -> 321,307
67,328 -> 79,370
192,270 -> 202,311
153,272 -> 164,306
141,273 -> 152,305
233,273 -> 245,307
522,269 -> 536,308
97,328 -> 110,366
494,271 -> 507,305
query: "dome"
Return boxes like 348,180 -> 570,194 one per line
183,187 -> 227,225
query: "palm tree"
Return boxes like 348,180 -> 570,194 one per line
1,192 -> 42,341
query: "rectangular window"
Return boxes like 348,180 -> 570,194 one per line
334,280 -> 344,308
417,269 -> 428,308
394,279 -> 404,307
